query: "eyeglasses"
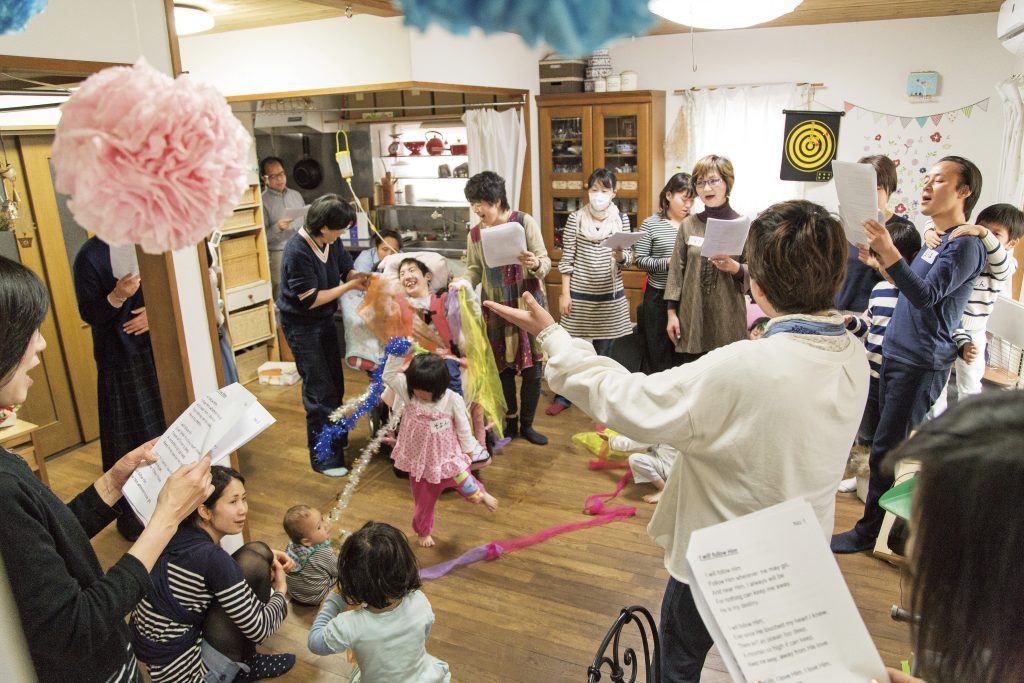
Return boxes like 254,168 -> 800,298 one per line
695,178 -> 723,189
264,172 -> 286,180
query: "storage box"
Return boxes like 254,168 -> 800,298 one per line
235,345 -> 270,385
402,89 -> 433,115
374,91 -> 403,117
220,233 -> 264,289
463,92 -> 496,106
225,280 -> 272,313
343,92 -> 375,120
221,207 -> 260,232
258,361 -> 300,386
540,78 -> 585,95
539,57 -> 586,81
229,303 -> 275,348
237,184 -> 260,207
432,91 -> 463,115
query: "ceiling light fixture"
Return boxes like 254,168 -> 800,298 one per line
173,3 -> 215,35
648,0 -> 803,31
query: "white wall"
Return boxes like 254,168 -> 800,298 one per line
0,0 -> 218,398
180,15 -> 412,96
610,12 -> 1024,225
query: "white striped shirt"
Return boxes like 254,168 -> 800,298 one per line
634,215 -> 680,289
847,280 -> 899,379
954,230 -> 1018,344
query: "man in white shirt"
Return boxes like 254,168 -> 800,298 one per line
260,156 -> 306,299
485,200 -> 869,683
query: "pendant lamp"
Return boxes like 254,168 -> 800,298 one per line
648,0 -> 803,30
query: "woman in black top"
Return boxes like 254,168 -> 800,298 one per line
276,194 -> 368,476
0,256 -> 212,682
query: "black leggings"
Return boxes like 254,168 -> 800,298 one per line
500,364 -> 542,426
202,541 -> 274,662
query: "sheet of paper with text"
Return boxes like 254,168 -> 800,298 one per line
686,498 -> 888,683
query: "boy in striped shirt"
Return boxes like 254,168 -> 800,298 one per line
924,203 -> 1023,407
844,220 -> 922,453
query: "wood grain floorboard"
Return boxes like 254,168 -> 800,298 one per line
43,368 -> 911,681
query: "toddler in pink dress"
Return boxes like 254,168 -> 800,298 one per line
385,350 -> 499,547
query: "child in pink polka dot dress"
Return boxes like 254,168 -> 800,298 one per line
384,349 -> 499,547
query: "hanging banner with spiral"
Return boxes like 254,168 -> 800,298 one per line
780,110 -> 845,182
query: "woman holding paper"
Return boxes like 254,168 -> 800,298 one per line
464,171 -> 551,445
547,167 -> 633,416
635,172 -> 695,372
0,255 -> 215,683
664,155 -> 748,362
276,194 -> 369,476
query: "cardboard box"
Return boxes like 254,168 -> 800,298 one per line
374,91 -> 403,117
258,361 -> 300,386
433,91 -> 464,115
402,89 -> 433,115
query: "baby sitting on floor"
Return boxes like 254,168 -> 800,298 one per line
283,504 -> 338,606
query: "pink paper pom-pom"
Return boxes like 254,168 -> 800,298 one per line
52,59 -> 251,254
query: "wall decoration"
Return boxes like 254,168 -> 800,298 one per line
51,59 -> 251,254
859,128 -> 955,226
0,0 -> 47,35
843,98 -> 989,128
780,110 -> 844,182
906,71 -> 940,102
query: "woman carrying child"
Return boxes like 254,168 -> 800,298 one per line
309,521 -> 451,682
385,343 -> 498,547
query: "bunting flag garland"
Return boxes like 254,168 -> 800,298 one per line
843,97 -> 989,128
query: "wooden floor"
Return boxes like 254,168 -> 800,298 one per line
46,369 -> 911,682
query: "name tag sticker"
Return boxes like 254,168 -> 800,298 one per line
687,235 -> 705,248
429,418 -> 451,434
921,248 -> 938,264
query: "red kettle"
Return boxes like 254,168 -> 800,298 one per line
424,130 -> 448,156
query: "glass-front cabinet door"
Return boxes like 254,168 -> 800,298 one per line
539,106 -> 592,252
594,103 -> 650,230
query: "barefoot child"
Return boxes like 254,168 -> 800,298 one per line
283,505 -> 338,606
308,521 -> 451,682
605,433 -> 679,504
385,346 -> 498,547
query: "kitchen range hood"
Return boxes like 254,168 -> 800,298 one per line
254,110 -> 339,133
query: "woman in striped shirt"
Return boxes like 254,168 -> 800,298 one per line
131,467 -> 294,682
634,173 -> 694,372
547,168 -> 633,415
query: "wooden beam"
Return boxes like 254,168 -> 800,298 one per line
302,0 -> 401,17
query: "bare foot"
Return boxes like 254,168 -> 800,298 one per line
418,535 -> 435,548
642,491 -> 663,504
481,492 -> 499,512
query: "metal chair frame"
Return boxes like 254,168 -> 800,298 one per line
587,605 -> 661,683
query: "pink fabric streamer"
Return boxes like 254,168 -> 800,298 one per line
419,471 -> 636,580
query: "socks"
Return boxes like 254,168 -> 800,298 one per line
238,652 -> 296,681
452,470 -> 484,503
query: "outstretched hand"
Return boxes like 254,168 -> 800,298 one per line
483,292 -> 555,337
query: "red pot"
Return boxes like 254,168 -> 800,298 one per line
450,141 -> 468,155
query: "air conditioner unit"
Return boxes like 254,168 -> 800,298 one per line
253,111 -> 338,134
998,0 -> 1024,55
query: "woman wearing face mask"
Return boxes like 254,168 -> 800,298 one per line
547,167 -> 633,416
664,155 -> 748,363
635,172 -> 695,373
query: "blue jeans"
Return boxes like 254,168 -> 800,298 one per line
660,577 -> 713,683
281,315 -> 347,470
854,357 -> 949,540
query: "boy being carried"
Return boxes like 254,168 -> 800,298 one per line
284,505 -> 338,605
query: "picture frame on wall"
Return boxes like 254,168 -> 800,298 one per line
907,71 -> 940,102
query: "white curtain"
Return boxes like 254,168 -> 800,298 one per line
681,84 -> 804,216
997,76 -> 1024,210
462,107 -> 527,212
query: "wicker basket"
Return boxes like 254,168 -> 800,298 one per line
229,303 -> 274,348
235,345 -> 270,385
221,233 -> 263,289
222,207 -> 260,232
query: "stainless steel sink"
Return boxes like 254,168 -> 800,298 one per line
403,239 -> 467,257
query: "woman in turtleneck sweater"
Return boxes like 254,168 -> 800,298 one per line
664,155 -> 749,362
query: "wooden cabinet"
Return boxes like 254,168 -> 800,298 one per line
215,185 -> 278,384
536,91 -> 665,322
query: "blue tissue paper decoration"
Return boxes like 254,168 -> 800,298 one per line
314,336 -> 413,466
0,0 -> 47,35
396,0 -> 655,57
